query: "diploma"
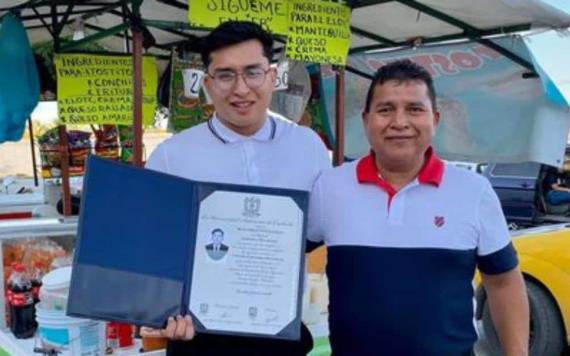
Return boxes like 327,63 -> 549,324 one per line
69,157 -> 307,340
189,191 -> 304,337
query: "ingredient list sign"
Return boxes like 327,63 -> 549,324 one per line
286,0 -> 351,65
55,54 -> 158,125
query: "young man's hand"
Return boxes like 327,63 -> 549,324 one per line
144,315 -> 195,341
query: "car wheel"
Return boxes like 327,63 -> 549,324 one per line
482,281 -> 565,356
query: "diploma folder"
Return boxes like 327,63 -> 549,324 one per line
68,156 -> 308,340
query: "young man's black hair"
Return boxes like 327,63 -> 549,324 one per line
200,21 -> 274,69
211,228 -> 224,235
364,59 -> 437,112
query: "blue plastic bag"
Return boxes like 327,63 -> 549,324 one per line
0,14 -> 40,143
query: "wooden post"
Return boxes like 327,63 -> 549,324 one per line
27,118 -> 39,187
50,3 -> 72,216
58,126 -> 72,216
334,67 -> 346,166
132,29 -> 144,168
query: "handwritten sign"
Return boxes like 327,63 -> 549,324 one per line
183,69 -> 205,98
286,0 -> 351,65
55,54 -> 157,125
189,0 -> 289,35
274,61 -> 289,90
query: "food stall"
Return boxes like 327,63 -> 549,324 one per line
0,0 -> 569,355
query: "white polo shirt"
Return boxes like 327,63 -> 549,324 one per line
146,110 -> 331,192
308,148 -> 517,356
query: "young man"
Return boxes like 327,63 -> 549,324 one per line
145,21 -> 330,355
308,59 -> 529,356
205,228 -> 229,261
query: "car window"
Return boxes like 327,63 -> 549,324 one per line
490,162 -> 541,178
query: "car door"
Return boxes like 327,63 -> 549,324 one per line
483,162 -> 541,225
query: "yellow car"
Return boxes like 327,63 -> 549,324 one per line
476,224 -> 570,355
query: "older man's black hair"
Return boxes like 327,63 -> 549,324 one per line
200,21 -> 274,69
364,59 -> 437,112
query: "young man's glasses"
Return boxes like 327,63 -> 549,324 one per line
208,67 -> 271,90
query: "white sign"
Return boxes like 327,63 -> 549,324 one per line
274,61 -> 289,91
182,69 -> 205,98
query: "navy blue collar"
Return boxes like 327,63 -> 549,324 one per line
207,115 -> 277,144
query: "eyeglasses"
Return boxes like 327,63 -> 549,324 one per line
208,67 -> 271,90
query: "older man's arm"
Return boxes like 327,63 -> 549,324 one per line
481,267 -> 529,356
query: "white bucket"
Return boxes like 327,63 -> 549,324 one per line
40,266 -> 72,311
36,305 -> 105,356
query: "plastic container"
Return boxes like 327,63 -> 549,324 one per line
36,304 -> 105,356
140,326 -> 168,352
39,266 -> 72,311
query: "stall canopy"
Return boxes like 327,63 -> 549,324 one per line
1,0 -> 570,165
1,0 -> 569,67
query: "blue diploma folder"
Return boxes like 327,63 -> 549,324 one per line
67,156 -> 308,340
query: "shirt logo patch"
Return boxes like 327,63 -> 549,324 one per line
434,216 -> 445,228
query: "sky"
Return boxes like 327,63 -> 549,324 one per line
545,0 -> 570,14
523,0 -> 570,103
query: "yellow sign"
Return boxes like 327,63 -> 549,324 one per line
55,54 -> 158,125
286,0 -> 352,65
189,0 -> 289,35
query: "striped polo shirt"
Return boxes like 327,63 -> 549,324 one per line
308,148 -> 517,356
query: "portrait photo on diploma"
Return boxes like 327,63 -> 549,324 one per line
205,228 -> 230,261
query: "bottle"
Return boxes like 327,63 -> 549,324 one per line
106,322 -> 134,350
117,323 -> 134,348
30,261 -> 44,304
106,321 -> 119,351
8,263 -> 36,338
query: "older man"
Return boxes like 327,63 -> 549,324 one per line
308,59 -> 529,356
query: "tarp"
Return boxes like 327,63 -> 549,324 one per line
524,29 -> 570,105
1,0 -> 570,60
0,13 -> 39,143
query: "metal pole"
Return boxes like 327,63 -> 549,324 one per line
132,29 -> 144,167
50,3 -> 71,216
27,118 -> 39,187
122,2 -> 131,53
334,67 -> 346,166
58,126 -> 72,216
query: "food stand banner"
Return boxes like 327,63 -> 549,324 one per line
322,37 -> 570,166
55,54 -> 158,125
169,54 -> 215,133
